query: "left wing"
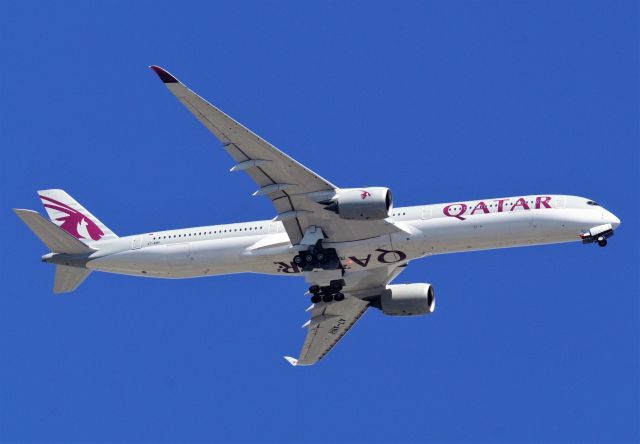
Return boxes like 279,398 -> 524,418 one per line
149,65 -> 401,245
285,265 -> 407,366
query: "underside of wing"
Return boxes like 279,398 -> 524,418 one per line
150,66 -> 403,244
285,296 -> 369,366
285,265 -> 407,366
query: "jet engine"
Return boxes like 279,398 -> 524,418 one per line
323,187 -> 392,220
370,283 -> 436,316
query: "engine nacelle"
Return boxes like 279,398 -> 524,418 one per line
379,283 -> 436,316
324,187 -> 392,220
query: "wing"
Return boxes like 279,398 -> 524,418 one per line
285,265 -> 407,366
150,66 -> 401,245
285,296 -> 369,366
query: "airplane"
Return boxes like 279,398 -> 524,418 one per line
14,66 -> 621,366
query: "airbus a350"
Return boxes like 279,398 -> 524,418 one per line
15,66 -> 621,365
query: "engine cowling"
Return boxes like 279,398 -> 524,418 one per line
324,187 -> 392,220
379,283 -> 436,316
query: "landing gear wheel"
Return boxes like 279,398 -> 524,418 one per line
310,294 -> 322,304
334,293 -> 345,302
315,252 -> 325,263
322,294 -> 334,303
293,255 -> 304,265
309,285 -> 320,294
305,253 -> 314,263
330,280 -> 344,291
598,238 -> 608,247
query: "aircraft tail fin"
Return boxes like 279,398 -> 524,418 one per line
54,265 -> 91,294
13,209 -> 96,254
37,189 -> 118,243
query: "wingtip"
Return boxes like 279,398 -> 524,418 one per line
284,356 -> 298,366
149,65 -> 179,84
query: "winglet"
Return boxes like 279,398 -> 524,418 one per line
149,65 -> 179,84
284,356 -> 298,366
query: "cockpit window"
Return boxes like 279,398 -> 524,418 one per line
586,200 -> 600,206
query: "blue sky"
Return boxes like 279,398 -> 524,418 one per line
1,1 -> 638,442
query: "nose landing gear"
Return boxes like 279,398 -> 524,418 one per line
597,236 -> 608,247
580,224 -> 614,248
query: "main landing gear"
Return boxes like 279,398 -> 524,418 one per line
293,240 -> 345,303
309,279 -> 345,304
597,236 -> 608,247
293,242 -> 340,271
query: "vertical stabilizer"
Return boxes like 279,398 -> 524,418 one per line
37,189 -> 118,243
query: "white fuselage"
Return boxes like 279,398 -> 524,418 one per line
82,194 -> 620,279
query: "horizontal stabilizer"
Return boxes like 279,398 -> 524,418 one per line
54,265 -> 91,294
13,209 -> 95,254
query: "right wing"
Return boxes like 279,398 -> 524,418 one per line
149,65 -> 403,245
285,296 -> 369,366
285,265 -> 407,366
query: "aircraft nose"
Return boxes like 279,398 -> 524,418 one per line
604,209 -> 621,229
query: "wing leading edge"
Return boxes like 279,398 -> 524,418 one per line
149,65 -> 402,244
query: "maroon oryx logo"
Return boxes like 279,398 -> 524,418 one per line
360,190 -> 372,200
39,195 -> 104,241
